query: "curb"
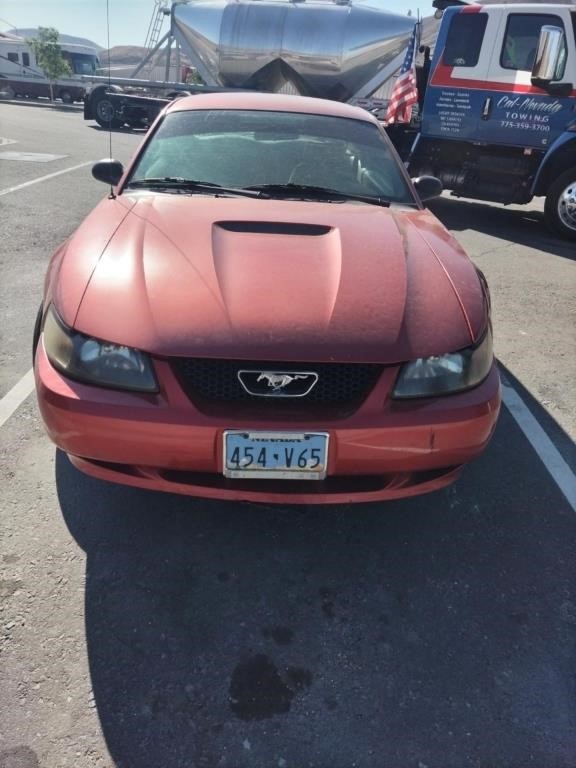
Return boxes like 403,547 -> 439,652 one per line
0,98 -> 83,112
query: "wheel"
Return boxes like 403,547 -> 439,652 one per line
166,90 -> 192,100
92,91 -> 123,129
59,89 -> 73,104
0,85 -> 15,99
544,168 -> 576,240
32,303 -> 44,363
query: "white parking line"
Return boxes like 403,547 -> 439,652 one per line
0,369 -> 574,511
0,161 -> 93,197
0,151 -> 68,163
0,369 -> 35,429
502,383 -> 576,512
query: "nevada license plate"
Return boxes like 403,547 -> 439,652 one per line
223,431 -> 329,480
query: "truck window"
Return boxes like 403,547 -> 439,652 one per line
501,14 -> 565,75
22,52 -> 30,67
65,52 -> 99,75
7,52 -> 19,63
443,13 -> 488,68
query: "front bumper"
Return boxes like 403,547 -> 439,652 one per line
35,341 -> 501,504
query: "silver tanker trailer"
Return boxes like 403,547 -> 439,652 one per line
84,0 -> 432,130
171,0 -> 416,100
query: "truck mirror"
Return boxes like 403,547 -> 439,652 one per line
412,175 -> 443,202
92,159 -> 124,186
531,25 -> 565,85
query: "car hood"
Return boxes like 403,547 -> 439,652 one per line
58,194 -> 485,363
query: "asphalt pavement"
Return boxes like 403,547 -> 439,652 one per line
0,103 -> 575,768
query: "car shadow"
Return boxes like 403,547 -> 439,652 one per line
55,369 -> 576,768
499,365 -> 576,473
428,196 -> 576,262
88,124 -> 149,134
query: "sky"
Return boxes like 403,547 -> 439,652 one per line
0,0 -> 418,49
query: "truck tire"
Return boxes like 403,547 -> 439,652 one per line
92,90 -> 123,129
59,89 -> 73,104
544,168 -> 576,240
166,90 -> 192,100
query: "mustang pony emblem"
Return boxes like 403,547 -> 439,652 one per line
237,370 -> 319,397
257,372 -> 309,390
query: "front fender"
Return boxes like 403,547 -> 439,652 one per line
531,129 -> 576,196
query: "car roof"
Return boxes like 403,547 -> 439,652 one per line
166,91 -> 377,124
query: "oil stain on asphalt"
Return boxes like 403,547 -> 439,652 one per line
0,746 -> 40,768
229,654 -> 312,721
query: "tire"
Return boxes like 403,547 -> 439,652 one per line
166,90 -> 192,100
0,85 -> 15,99
32,303 -> 44,364
92,90 -> 123,129
544,168 -> 576,240
59,89 -> 73,104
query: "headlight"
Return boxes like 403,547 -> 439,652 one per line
392,330 -> 493,398
43,306 -> 158,392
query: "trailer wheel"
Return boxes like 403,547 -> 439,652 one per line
544,168 -> 576,240
59,89 -> 73,104
0,85 -> 15,99
92,91 -> 123,129
166,90 -> 192,100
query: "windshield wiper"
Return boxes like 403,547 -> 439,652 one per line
126,178 -> 391,206
244,183 -> 391,207
126,177 -> 265,198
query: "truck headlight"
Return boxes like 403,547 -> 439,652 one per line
43,306 -> 158,393
392,330 -> 493,398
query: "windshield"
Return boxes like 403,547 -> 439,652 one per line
128,109 -> 416,204
64,52 -> 100,75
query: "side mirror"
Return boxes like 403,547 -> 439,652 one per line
531,25 -> 566,86
412,175 -> 443,202
92,159 -> 124,186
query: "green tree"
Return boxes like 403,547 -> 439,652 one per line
29,27 -> 72,102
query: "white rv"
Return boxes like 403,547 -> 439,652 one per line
0,33 -> 100,102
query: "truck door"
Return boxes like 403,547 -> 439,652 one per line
421,6 -> 498,141
477,8 -> 575,149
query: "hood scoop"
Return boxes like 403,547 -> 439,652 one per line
216,221 -> 332,236
212,219 -> 343,333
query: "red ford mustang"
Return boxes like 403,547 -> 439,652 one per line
34,92 -> 500,504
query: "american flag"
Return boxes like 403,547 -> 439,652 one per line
385,24 -> 418,125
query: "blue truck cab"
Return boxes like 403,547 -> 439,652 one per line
408,3 -> 576,238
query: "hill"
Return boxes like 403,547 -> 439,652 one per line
10,28 -> 102,49
99,46 -> 149,67
99,46 -> 192,68
99,46 -> 194,74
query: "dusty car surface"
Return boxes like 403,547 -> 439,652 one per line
34,92 -> 500,504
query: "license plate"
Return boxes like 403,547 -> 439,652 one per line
223,431 -> 329,480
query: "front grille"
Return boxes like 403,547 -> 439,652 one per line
170,359 -> 382,407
